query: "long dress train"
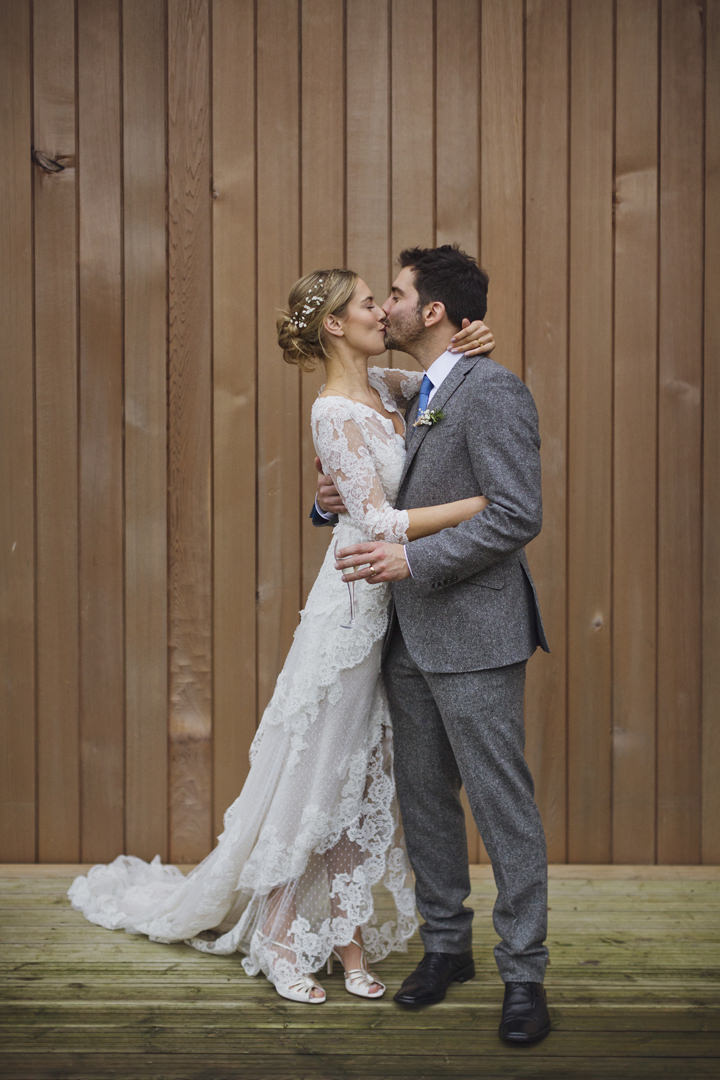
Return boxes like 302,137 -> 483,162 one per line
68,367 -> 423,992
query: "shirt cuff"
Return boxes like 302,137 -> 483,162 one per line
404,546 -> 414,577
314,498 -> 335,521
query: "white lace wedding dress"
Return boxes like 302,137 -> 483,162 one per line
68,367 -> 423,993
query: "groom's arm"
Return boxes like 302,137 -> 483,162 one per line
405,367 -> 542,590
336,366 -> 541,587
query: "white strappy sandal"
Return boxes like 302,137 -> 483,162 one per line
273,971 -> 326,1004
328,935 -> 386,999
264,936 -> 326,1004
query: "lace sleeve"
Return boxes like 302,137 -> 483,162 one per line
312,402 -> 409,543
368,367 -> 424,407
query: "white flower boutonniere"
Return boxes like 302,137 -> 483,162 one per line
413,407 -> 445,428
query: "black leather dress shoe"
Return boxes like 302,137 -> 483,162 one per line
498,981 -> 551,1045
393,951 -> 475,1008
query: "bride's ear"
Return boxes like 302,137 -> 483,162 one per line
323,313 -> 344,339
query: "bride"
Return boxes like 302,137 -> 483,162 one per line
69,268 -> 491,1004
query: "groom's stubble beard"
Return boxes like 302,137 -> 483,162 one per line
383,308 -> 426,354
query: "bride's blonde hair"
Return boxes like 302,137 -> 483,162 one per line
277,269 -> 358,371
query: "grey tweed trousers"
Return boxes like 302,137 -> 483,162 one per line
384,625 -> 549,984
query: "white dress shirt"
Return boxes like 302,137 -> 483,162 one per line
421,348 -> 462,404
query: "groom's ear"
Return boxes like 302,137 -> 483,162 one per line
422,301 -> 446,327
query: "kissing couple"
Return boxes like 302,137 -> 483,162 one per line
69,243 -> 551,1047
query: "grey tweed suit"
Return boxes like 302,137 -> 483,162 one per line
384,352 -> 550,983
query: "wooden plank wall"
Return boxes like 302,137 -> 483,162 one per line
0,0 -> 717,866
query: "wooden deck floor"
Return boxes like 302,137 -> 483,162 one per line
1,865 -> 719,1080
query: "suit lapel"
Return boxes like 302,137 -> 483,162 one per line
401,355 -> 477,486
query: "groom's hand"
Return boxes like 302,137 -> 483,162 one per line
335,541 -> 410,583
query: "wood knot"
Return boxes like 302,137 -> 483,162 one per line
32,148 -> 65,173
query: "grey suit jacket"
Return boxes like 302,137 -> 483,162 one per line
391,353 -> 549,673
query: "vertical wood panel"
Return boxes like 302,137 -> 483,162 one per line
391,0 -> 435,253
612,0 -> 658,863
33,0 -> 81,862
480,0 -> 524,378
346,0 -> 391,300
123,0 -> 169,859
211,0 -> 258,833
657,0 -> 704,863
77,0 -> 125,862
702,0 -> 720,865
459,0 -> 516,892
524,0 -> 569,863
436,0 -> 483,864
0,0 -> 35,861
256,0 -> 301,715
567,0 -> 614,862
167,0 -> 213,862
300,0 -> 345,600
435,0 -> 479,253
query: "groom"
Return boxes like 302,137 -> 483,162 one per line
316,244 -> 551,1046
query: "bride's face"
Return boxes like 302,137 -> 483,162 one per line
333,279 -> 388,357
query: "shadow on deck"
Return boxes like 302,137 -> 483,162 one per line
1,864 -> 719,1079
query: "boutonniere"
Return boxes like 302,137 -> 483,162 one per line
413,407 -> 445,428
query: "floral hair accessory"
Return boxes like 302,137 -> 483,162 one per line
413,406 -> 445,428
290,279 -> 326,330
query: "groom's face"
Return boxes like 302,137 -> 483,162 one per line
382,266 -> 425,352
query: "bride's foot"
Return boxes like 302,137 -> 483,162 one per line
274,971 -> 326,1004
330,935 -> 385,998
260,932 -> 326,1004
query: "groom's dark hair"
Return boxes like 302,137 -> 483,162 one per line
399,244 -> 489,327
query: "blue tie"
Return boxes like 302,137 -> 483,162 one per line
417,374 -> 433,414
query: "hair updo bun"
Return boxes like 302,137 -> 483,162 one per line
277,268 -> 358,371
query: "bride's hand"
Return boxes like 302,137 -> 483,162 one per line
449,317 -> 495,356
